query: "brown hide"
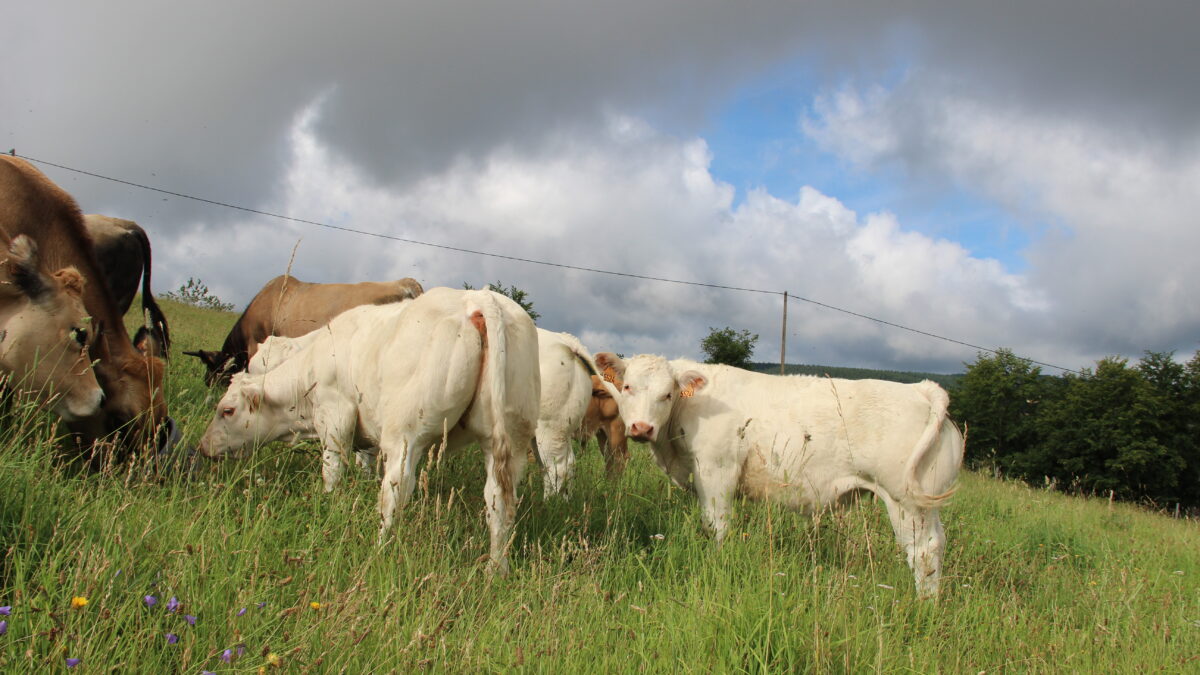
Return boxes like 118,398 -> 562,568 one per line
186,274 -> 424,386
83,215 -> 170,356
582,374 -> 628,478
0,156 -> 169,461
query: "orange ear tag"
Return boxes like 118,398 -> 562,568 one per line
602,367 -> 618,384
680,384 -> 695,398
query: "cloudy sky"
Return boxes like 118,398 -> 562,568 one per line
5,1 -> 1198,373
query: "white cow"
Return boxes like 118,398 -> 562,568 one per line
199,287 -> 541,575
594,353 -> 964,598
249,321 -> 596,498
534,328 -> 599,496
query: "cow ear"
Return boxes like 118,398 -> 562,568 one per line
51,266 -> 86,297
675,370 -> 707,399
133,326 -> 166,358
6,235 -> 50,302
593,352 -> 626,384
243,383 -> 263,412
185,350 -> 224,370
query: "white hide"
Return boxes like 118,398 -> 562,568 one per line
534,328 -> 598,497
199,287 -> 541,575
598,354 -> 964,598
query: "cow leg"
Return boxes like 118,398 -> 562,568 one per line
355,447 -> 379,477
481,435 -> 529,576
693,461 -> 738,543
314,402 -> 356,492
601,419 -> 628,478
535,425 -> 574,498
376,429 -> 433,539
878,495 -> 946,599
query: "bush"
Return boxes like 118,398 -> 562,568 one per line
162,278 -> 234,312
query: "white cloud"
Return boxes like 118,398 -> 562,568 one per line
157,99 -> 1039,372
805,79 -> 1200,363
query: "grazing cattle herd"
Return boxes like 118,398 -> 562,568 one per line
0,155 -> 965,596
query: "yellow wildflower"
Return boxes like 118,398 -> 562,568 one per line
267,652 -> 282,667
70,596 -> 88,609
309,601 -> 321,610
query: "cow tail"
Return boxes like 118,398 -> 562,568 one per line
134,226 -> 171,354
558,330 -> 600,378
469,291 -> 516,506
904,381 -> 958,508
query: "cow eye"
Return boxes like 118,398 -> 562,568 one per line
622,384 -> 631,392
70,327 -> 88,346
662,393 -> 671,401
221,407 -> 235,418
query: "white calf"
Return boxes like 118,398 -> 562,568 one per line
199,288 -> 540,574
595,353 -> 964,598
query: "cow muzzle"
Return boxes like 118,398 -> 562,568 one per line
156,416 -> 181,455
628,421 -> 655,442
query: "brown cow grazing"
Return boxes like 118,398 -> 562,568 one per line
581,374 -> 629,478
0,156 -> 174,465
184,274 -> 424,386
82,215 -> 170,356
0,234 -> 104,422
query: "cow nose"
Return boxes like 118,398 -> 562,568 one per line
629,421 -> 654,441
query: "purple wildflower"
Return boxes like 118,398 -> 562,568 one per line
0,619 -> 7,636
144,595 -> 157,608
0,606 -> 10,615
65,658 -> 81,668
221,649 -> 232,663
166,596 -> 179,613
184,614 -> 196,626
166,633 -> 179,644
237,607 -> 247,617
202,671 -> 216,675
236,644 -> 246,657
257,601 -> 266,609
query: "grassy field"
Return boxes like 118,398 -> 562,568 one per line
0,298 -> 1197,673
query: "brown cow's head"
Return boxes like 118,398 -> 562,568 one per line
73,336 -> 173,463
182,349 -> 236,387
0,235 -> 104,421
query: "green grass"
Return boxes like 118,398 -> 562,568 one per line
0,298 -> 1196,672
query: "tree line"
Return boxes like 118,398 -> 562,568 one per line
951,348 -> 1200,509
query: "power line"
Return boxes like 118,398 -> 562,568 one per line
12,150 -> 1083,375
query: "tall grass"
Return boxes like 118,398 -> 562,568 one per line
0,298 -> 1196,672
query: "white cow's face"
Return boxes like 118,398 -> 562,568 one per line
594,353 -> 706,444
197,374 -> 280,459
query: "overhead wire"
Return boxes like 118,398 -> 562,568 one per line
11,150 -> 1084,375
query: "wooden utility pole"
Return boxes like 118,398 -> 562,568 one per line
780,291 -> 788,375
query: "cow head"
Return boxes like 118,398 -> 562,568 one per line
0,235 -> 104,421
587,374 -> 621,425
197,373 -> 283,459
79,343 -> 172,458
594,352 -> 706,444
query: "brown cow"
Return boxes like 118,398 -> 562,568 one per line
0,234 -> 104,422
184,274 -> 424,386
83,214 -> 170,356
0,156 -> 173,464
581,373 -> 628,478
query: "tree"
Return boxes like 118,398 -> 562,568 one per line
1034,357 -> 1186,503
950,348 -> 1045,472
700,327 -> 758,369
163,277 -> 234,312
462,280 -> 540,321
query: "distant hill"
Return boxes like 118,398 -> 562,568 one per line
746,362 -> 962,389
